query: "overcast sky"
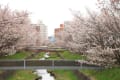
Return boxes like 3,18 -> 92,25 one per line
0,0 -> 97,36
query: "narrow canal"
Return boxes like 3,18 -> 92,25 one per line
35,52 -> 55,80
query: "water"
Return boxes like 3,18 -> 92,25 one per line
36,69 -> 54,80
35,52 -> 55,80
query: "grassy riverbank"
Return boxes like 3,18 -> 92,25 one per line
6,70 -> 37,80
3,50 -> 120,80
48,51 -> 86,60
80,67 -> 120,80
0,51 -> 32,59
48,51 -> 84,80
52,70 -> 78,80
0,51 -> 45,59
0,50 -> 83,80
0,51 -> 44,80
33,52 -> 45,59
61,51 -> 86,60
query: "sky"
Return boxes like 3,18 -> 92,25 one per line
0,0 -> 98,36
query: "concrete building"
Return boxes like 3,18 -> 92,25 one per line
31,22 -> 48,46
39,21 -> 48,44
54,24 -> 64,37
30,24 -> 41,46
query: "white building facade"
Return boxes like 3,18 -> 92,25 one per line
39,22 -> 48,45
31,22 -> 48,46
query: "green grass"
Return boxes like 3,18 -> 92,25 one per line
0,51 -> 32,59
51,70 -> 78,80
0,51 -> 45,80
49,50 -> 120,80
47,51 -> 85,80
6,70 -> 37,80
33,52 -> 45,59
60,51 -> 86,60
0,50 -> 84,80
80,67 -> 120,80
47,51 -> 86,60
0,51 -> 45,59
47,52 -> 61,60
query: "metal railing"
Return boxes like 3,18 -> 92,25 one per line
0,59 -> 104,70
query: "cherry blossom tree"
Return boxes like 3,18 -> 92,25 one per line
60,4 -> 120,66
0,5 -> 32,56
85,0 -> 120,66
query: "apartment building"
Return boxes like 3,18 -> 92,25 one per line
54,24 -> 64,37
31,22 -> 47,46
